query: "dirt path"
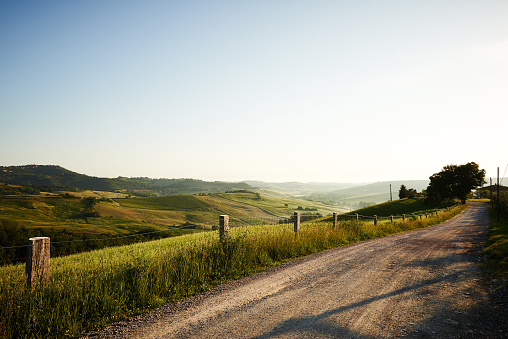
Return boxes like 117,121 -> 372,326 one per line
83,203 -> 507,338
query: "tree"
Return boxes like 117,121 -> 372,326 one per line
426,162 -> 485,204
399,185 -> 418,199
399,185 -> 408,199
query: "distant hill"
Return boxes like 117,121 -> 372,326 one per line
243,181 -> 361,196
0,165 -> 140,191
0,165 -> 433,204
305,180 -> 430,207
0,165 -> 252,195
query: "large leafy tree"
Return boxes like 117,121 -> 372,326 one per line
426,162 -> 485,204
399,185 -> 418,199
399,185 -> 408,199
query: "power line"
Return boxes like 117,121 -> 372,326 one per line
0,224 -> 205,250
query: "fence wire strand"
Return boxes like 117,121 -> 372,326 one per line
0,203 -> 462,257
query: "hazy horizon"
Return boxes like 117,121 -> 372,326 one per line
1,1 -> 507,183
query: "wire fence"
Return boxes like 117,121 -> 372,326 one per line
0,203 -> 462,267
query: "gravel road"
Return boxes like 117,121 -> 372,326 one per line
83,203 -> 507,338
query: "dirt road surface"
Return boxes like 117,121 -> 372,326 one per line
83,203 -> 507,338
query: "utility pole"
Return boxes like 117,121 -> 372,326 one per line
490,177 -> 493,201
498,167 -> 500,222
390,184 -> 392,201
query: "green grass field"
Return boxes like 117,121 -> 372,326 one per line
115,195 -> 212,211
218,191 -> 349,217
0,192 -> 351,264
0,201 -> 467,339
341,197 -> 458,217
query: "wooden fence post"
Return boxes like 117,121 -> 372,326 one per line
402,214 -> 406,222
219,215 -> 229,241
333,212 -> 337,229
419,213 -> 422,220
390,215 -> 394,223
374,215 -> 377,226
355,213 -> 359,222
26,237 -> 50,289
294,211 -> 301,234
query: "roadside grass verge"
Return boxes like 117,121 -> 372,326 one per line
0,204 -> 467,339
484,196 -> 508,286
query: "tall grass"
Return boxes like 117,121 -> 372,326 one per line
339,198 -> 457,218
485,192 -> 508,283
0,204 -> 466,339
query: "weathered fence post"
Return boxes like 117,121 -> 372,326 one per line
390,215 -> 394,223
425,212 -> 428,218
333,212 -> 337,229
355,213 -> 359,222
419,213 -> 422,220
219,215 -> 229,241
402,214 -> 406,222
294,211 -> 301,234
374,215 -> 378,226
26,237 -> 50,289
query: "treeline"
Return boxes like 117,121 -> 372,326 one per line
296,206 -> 318,211
0,165 -> 148,192
0,165 -> 253,196
224,189 -> 255,194
0,183 -> 41,195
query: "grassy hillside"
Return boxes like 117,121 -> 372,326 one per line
0,194 -> 200,263
1,183 -> 455,268
218,191 -> 349,217
345,198 -> 457,217
197,195 -> 282,225
243,181 -> 360,195
115,195 -> 211,211
0,190 -> 351,264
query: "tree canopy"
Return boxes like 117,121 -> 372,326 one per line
426,162 -> 485,203
398,185 -> 417,199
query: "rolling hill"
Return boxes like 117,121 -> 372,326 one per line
304,180 -> 430,207
1,164 -> 439,211
0,165 -> 252,195
0,187 -> 347,263
242,181 -> 361,196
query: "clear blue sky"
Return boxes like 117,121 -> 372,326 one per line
1,0 -> 507,183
